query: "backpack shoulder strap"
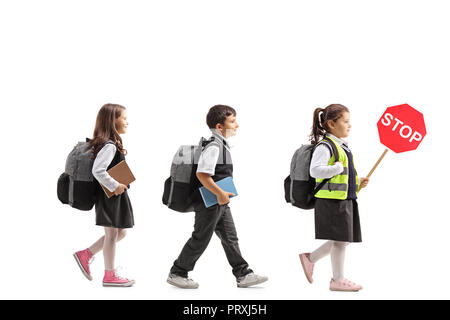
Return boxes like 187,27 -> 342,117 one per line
316,137 -> 339,162
311,137 -> 340,196
201,136 -> 216,148
202,136 -> 227,164
98,141 -> 120,165
104,140 -> 116,147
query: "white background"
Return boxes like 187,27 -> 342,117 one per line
0,0 -> 447,300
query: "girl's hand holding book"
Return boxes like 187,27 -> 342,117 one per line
114,183 -> 128,196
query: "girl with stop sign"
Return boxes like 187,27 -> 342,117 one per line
299,104 -> 370,292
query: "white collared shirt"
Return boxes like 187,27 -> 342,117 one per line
196,130 -> 231,176
92,144 -> 119,192
309,133 -> 346,179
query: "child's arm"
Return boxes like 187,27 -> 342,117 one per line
92,144 -> 128,196
196,143 -> 234,205
310,144 -> 344,179
196,172 -> 235,205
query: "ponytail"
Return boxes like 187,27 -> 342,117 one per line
310,108 -> 326,145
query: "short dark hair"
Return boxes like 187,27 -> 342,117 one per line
206,105 -> 237,129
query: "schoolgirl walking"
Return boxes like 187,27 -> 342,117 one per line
299,104 -> 369,292
73,104 -> 135,287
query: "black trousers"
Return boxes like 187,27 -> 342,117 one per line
170,203 -> 253,279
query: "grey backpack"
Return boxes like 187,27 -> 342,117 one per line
162,137 -> 215,212
57,139 -> 113,211
284,137 -> 339,209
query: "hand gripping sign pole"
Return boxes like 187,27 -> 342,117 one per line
357,104 -> 427,192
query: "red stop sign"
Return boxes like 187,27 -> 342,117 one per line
377,104 -> 426,153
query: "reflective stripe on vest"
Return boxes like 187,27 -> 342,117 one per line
315,182 -> 347,191
315,136 -> 359,200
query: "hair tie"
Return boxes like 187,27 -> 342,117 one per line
318,110 -> 325,128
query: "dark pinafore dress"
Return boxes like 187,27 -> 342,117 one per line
95,144 -> 134,229
314,143 -> 362,243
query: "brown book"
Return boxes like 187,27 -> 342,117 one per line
101,160 -> 136,198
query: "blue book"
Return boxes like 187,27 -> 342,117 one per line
199,177 -> 238,208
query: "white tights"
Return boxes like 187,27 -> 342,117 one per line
309,240 -> 349,281
88,228 -> 127,271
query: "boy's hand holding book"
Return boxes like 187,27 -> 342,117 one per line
217,190 -> 235,206
197,175 -> 238,208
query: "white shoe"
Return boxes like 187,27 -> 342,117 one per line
237,273 -> 268,288
167,273 -> 199,289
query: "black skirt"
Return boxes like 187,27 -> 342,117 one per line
314,198 -> 361,242
95,188 -> 134,229
94,145 -> 134,229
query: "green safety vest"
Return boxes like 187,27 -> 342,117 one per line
315,136 -> 359,200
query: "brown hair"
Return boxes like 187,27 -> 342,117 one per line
90,103 -> 127,157
206,105 -> 236,129
310,104 -> 349,145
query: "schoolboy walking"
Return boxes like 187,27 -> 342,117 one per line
167,105 -> 268,289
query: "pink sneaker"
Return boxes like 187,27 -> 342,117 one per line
330,278 -> 363,292
103,269 -> 135,287
299,253 -> 314,284
73,249 -> 94,281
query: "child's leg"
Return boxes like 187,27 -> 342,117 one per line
88,229 -> 127,255
330,241 -> 349,281
309,241 -> 333,263
103,227 -> 119,270
214,205 -> 252,279
170,205 -> 223,277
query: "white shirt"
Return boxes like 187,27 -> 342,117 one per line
196,130 -> 231,176
92,144 -> 119,192
309,133 -> 346,179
